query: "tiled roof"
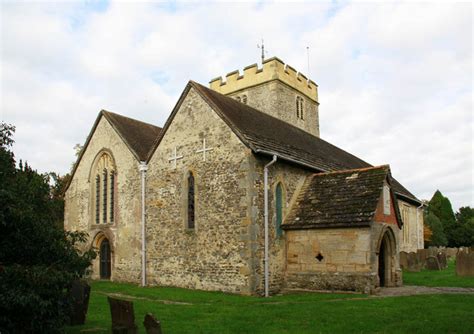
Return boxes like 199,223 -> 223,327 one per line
65,110 -> 161,192
282,166 -> 391,229
190,81 -> 419,203
103,111 -> 162,161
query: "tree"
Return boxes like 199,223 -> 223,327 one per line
0,123 -> 95,333
424,211 -> 448,247
451,207 -> 474,247
428,190 -> 456,246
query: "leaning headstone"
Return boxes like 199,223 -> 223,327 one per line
108,297 -> 137,334
399,252 -> 408,270
416,249 -> 428,269
436,252 -> 448,269
69,280 -> 91,325
456,250 -> 474,276
425,256 -> 441,271
144,313 -> 162,334
406,252 -> 421,272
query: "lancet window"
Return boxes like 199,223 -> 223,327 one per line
296,96 -> 304,119
275,182 -> 284,237
93,152 -> 116,225
187,171 -> 195,229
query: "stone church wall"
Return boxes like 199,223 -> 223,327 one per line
284,228 -> 377,293
64,117 -> 143,283
250,158 -> 313,294
145,87 -> 256,294
398,199 -> 424,252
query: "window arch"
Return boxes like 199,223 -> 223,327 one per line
296,96 -> 304,120
275,182 -> 284,237
187,171 -> 195,229
92,152 -> 116,225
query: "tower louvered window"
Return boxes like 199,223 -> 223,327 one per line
187,172 -> 195,229
296,96 -> 304,120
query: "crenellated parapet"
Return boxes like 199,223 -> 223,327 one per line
209,57 -> 318,102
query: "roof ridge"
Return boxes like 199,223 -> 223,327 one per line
312,165 -> 390,177
101,109 -> 162,131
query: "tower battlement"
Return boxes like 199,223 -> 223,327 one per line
209,57 -> 318,102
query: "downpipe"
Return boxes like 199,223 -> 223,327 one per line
264,155 -> 277,297
139,161 -> 148,287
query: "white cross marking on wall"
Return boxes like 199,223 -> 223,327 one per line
196,139 -> 213,161
168,147 -> 183,169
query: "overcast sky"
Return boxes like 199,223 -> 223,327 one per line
1,1 -> 472,210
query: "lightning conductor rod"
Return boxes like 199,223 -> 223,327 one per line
258,38 -> 265,63
307,46 -> 310,78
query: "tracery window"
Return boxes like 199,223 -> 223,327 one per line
93,153 -> 116,225
187,171 -> 195,229
275,182 -> 284,237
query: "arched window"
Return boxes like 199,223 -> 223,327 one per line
95,175 -> 100,224
93,153 -> 116,225
242,95 -> 247,104
296,96 -> 304,120
187,172 -> 195,229
296,97 -> 300,118
103,169 -> 108,224
236,96 -> 241,102
275,182 -> 283,237
99,238 -> 111,279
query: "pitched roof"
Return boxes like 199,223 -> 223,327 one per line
103,111 -> 162,161
282,165 -> 400,229
189,81 -> 419,203
65,110 -> 161,192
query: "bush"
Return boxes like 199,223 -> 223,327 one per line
0,123 -> 95,333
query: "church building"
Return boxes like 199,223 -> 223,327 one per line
64,57 -> 424,295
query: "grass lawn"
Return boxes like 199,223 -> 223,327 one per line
403,258 -> 474,288
66,280 -> 474,334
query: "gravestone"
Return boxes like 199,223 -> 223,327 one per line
436,252 -> 447,269
108,297 -> 137,334
399,252 -> 408,270
144,313 -> 162,334
425,256 -> 441,271
69,280 -> 91,325
416,249 -> 428,268
406,252 -> 421,272
456,250 -> 474,276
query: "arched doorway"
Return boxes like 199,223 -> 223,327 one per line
378,229 -> 396,287
100,238 -> 111,279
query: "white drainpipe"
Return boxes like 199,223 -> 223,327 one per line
264,155 -> 277,297
139,161 -> 148,287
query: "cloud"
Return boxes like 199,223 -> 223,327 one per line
1,1 -> 472,210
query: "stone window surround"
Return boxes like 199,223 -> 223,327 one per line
182,168 -> 199,232
89,149 -> 117,227
272,178 -> 287,238
296,95 -> 305,120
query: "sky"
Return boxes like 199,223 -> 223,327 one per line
1,0 -> 472,210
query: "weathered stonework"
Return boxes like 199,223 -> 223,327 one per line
64,58 -> 423,296
210,58 -> 320,137
145,87 -> 254,294
64,117 -> 143,283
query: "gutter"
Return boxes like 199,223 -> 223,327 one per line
255,149 -> 328,173
263,155 -> 277,297
139,161 -> 148,287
